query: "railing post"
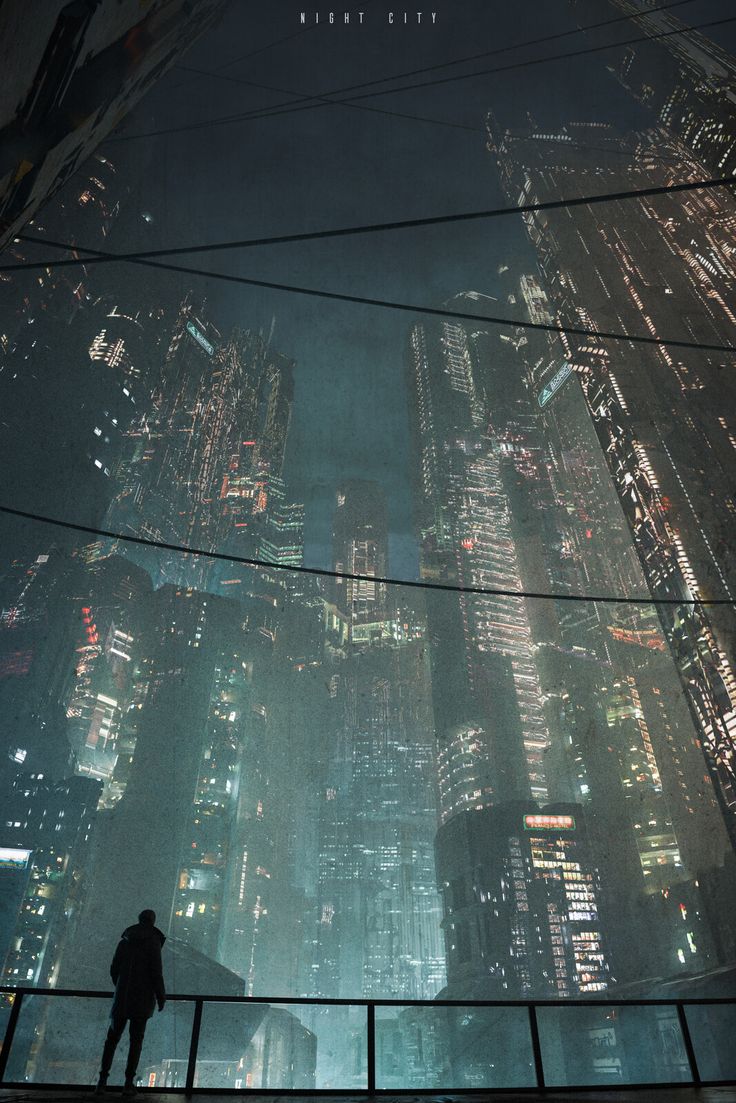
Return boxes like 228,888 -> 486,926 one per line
527,1003 -> 546,1092
0,990 -> 24,1083
676,1002 -> 701,1085
366,1003 -> 375,1094
185,999 -> 204,1097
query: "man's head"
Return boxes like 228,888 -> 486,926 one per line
138,909 -> 156,926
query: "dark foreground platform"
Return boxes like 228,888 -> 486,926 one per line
3,991 -> 736,1099
3,1090 -> 736,1103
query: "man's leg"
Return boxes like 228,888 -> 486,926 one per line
98,1013 -> 126,1086
124,1017 -> 148,1090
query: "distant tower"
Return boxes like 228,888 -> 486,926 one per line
258,477 -> 304,568
405,316 -> 552,815
435,802 -> 609,998
330,480 -> 389,645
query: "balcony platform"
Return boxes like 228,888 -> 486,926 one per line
3,1090 -> 736,1103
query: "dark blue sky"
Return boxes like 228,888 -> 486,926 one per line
100,0 -> 735,577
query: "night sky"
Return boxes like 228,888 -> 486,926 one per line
36,0 -> 736,575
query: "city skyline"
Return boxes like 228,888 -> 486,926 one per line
2,0 -> 736,1089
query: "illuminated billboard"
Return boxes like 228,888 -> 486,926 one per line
0,847 -> 32,870
537,361 -> 573,408
186,320 -> 215,356
524,814 -> 575,831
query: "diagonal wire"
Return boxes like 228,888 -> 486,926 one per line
106,12 -> 735,143
8,174 -> 736,275
173,0 -> 700,98
0,504 -> 731,607
243,14 -> 736,125
9,236 -> 736,357
111,0 -> 703,141
167,20 -> 323,92
163,0 -> 700,139
172,65 -> 482,135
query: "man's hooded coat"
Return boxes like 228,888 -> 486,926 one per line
110,921 -> 166,1020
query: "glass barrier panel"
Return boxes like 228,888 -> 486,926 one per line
375,1003 -> 536,1090
3,993 -> 108,1084
2,993 -> 194,1088
684,1003 -> 736,1083
536,1003 -> 692,1088
135,1000 -> 197,1091
193,1000 -> 366,1090
0,992 -> 15,1065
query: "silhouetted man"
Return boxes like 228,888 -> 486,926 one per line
96,909 -> 166,1096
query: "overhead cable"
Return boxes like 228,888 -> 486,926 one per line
171,68 -> 481,135
1,505 -> 731,607
10,244 -> 736,357
167,0 -> 701,141
175,0 -> 698,98
107,14 -> 736,142
8,174 -> 736,275
173,21 -> 322,82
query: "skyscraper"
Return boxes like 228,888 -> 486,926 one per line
0,0 -> 226,249
571,0 -> 736,179
0,547 -> 81,784
257,477 -> 305,570
101,307 -> 298,596
0,772 -> 101,988
405,261 -> 736,990
67,587 -> 283,987
315,482 -> 445,999
436,802 -> 608,998
63,555 -> 154,804
406,313 -> 552,814
329,480 -> 389,645
487,114 -> 736,841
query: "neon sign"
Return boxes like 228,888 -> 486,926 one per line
537,362 -> 573,408
524,814 -> 575,831
186,320 -> 214,356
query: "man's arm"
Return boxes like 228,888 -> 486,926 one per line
110,940 -> 124,985
151,938 -> 166,1009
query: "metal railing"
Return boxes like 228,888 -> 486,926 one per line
0,986 -> 735,1095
